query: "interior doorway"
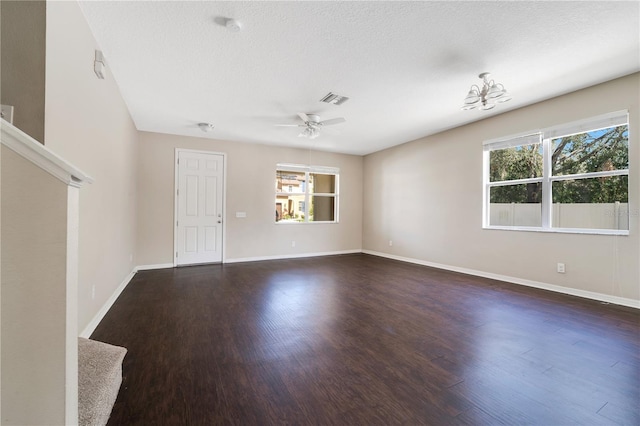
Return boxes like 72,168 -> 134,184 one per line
174,149 -> 225,265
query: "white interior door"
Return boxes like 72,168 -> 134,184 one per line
175,150 -> 224,265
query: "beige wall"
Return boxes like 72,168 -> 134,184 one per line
11,1 -> 633,336
137,132 -> 363,265
0,1 -> 46,143
43,1 -> 138,331
1,146 -> 68,425
1,124 -> 2,424
363,73 -> 640,303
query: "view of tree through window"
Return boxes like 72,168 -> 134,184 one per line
490,143 -> 543,204
485,115 -> 629,232
551,125 -> 628,204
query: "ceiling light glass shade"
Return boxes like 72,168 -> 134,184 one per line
464,94 -> 480,105
461,104 -> 477,111
486,83 -> 504,99
480,102 -> 496,110
299,126 -> 320,139
298,128 -> 310,138
464,87 -> 481,105
496,93 -> 512,103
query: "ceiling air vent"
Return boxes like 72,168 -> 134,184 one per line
320,92 -> 349,106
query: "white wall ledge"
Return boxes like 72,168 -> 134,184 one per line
2,118 -> 93,423
1,119 -> 93,187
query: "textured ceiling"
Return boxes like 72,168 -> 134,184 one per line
78,1 -> 640,155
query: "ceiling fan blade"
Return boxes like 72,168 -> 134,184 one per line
297,112 -> 310,123
319,117 -> 346,126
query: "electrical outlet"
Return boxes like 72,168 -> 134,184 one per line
389,240 -> 393,246
92,285 -> 96,300
291,241 -> 296,248
557,263 -> 566,274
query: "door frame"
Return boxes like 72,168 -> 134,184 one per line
173,148 -> 227,266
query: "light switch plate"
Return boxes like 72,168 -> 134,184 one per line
1,104 -> 14,124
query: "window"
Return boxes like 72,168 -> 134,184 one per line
484,111 -> 629,234
275,164 -> 339,223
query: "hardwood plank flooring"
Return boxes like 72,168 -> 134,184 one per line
91,254 -> 639,425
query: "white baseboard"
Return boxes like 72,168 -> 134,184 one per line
224,249 -> 362,264
79,268 -> 136,338
136,263 -> 174,271
362,250 -> 640,309
79,263 -> 172,338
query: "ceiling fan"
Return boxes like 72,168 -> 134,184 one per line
276,113 -> 346,139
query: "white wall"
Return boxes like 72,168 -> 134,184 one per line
44,1 -> 138,332
137,132 -> 363,265
363,73 -> 639,304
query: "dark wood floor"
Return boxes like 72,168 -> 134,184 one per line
92,254 -> 640,425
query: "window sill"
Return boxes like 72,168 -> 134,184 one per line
483,225 -> 629,236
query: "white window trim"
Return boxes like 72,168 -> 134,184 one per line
276,163 -> 339,224
483,111 -> 630,235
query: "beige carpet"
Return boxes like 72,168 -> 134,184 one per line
78,337 -> 127,426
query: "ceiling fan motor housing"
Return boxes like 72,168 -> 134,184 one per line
306,114 -> 320,124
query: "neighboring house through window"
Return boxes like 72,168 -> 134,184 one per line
275,164 -> 339,223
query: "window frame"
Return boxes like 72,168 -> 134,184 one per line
483,111 -> 629,235
275,163 -> 339,224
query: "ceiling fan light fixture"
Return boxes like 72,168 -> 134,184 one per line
299,126 -> 319,139
281,112 -> 344,139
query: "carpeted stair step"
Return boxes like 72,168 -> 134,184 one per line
78,337 -> 127,426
